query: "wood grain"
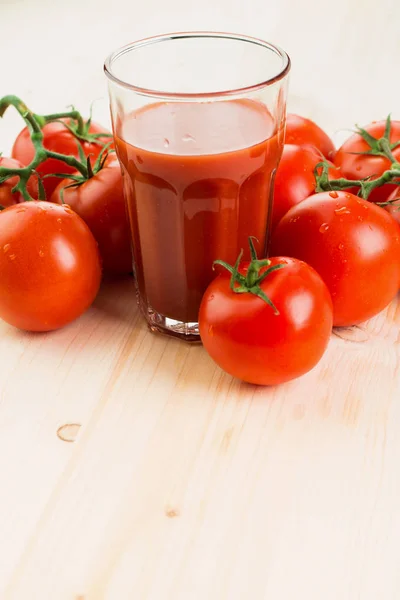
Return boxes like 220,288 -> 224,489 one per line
0,276 -> 400,599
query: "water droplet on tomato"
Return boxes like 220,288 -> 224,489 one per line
9,254 -> 16,261
339,243 -> 344,250
57,218 -> 62,224
16,207 -> 27,213
357,215 -> 363,221
163,138 -> 170,148
3,244 -> 10,253
39,250 -> 45,257
64,207 -> 73,215
329,191 -> 339,198
137,155 -> 144,164
319,223 -> 329,233
334,206 -> 351,215
208,325 -> 214,336
182,133 -> 195,142
208,294 -> 215,301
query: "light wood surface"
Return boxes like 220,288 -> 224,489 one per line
2,278 -> 400,600
2,0 -> 400,598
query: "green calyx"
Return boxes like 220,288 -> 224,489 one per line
55,142 -> 114,203
214,237 -> 285,315
0,95 -> 113,201
314,115 -> 400,200
353,115 -> 400,164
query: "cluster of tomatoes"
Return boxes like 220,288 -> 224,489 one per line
199,114 -> 400,386
2,98 -> 400,389
0,97 -> 132,332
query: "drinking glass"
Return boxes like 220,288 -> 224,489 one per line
105,32 -> 290,341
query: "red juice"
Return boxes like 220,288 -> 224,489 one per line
115,99 -> 284,324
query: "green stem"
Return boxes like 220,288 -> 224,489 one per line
314,160 -> 400,199
379,138 -> 397,163
39,110 -> 85,134
0,94 -> 94,198
46,150 -> 88,177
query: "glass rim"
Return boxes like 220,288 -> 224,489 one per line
104,32 -> 291,99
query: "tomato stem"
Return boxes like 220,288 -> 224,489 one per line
0,94 -> 114,199
314,160 -> 400,199
214,238 -> 285,314
314,116 -> 400,199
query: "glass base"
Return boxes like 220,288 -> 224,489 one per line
143,304 -> 201,343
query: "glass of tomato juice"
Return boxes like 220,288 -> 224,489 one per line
105,33 -> 290,341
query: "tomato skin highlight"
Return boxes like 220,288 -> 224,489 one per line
0,201 -> 102,332
285,113 -> 336,159
11,119 -> 112,199
199,257 -> 333,386
51,158 -> 132,275
334,120 -> 400,203
272,145 -> 341,231
271,191 -> 400,327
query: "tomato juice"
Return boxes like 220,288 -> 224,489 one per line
115,99 -> 284,325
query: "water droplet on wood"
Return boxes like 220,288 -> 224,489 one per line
57,423 -> 81,443
333,326 -> 370,343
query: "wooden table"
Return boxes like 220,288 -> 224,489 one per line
3,0 -> 400,597
1,275 -> 400,599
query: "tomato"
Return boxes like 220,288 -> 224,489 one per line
334,120 -> 400,203
285,114 -> 336,159
0,201 -> 102,331
50,157 -> 132,275
272,145 -> 342,231
270,191 -> 400,327
0,157 -> 24,207
0,157 -> 40,205
11,119 -> 111,199
384,187 -> 400,226
199,255 -> 333,386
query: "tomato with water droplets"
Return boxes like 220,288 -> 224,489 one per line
0,201 -> 102,331
270,191 -> 400,326
334,120 -> 400,203
271,145 -> 342,231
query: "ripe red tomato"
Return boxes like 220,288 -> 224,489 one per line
0,201 -> 102,331
270,191 -> 400,327
0,157 -> 24,207
384,187 -> 400,225
199,256 -> 333,386
285,114 -> 336,159
334,120 -> 400,203
50,157 -> 132,275
272,145 -> 341,231
11,119 -> 111,199
0,157 -> 40,205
